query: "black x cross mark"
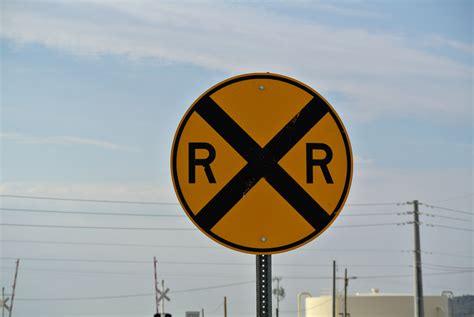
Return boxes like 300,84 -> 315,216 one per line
192,94 -> 333,232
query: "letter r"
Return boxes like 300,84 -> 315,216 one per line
306,143 -> 334,184
189,142 -> 216,183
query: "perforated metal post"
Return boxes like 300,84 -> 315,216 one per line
256,255 -> 272,317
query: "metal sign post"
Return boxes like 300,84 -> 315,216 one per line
160,280 -> 170,316
256,255 -> 272,317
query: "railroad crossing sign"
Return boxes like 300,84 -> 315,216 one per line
171,73 -> 352,254
157,288 -> 170,302
1,297 -> 10,312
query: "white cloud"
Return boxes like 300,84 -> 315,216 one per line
424,35 -> 473,55
0,132 -> 137,152
308,2 -> 381,18
0,0 -> 472,121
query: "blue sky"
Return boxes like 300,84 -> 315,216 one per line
0,1 -> 472,316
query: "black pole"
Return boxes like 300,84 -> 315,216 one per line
224,296 -> 227,317
412,200 -> 425,317
332,260 -> 336,317
344,268 -> 348,317
257,255 -> 272,317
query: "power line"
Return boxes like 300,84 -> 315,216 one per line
0,223 -> 196,231
0,257 -> 411,268
422,266 -> 473,272
0,207 -> 183,217
422,203 -> 473,216
283,270 -> 474,280
333,222 -> 407,228
421,250 -> 474,259
0,194 -> 401,207
0,222 -> 405,230
0,239 -> 413,255
3,266 -> 466,280
208,301 -> 225,314
0,266 -> 149,277
171,280 -> 254,293
3,265 -> 471,280
0,207 -> 402,218
0,266 -> 253,279
423,262 -> 474,271
3,266 -> 470,305
420,212 -> 471,223
0,257 -> 154,264
15,281 -> 254,301
345,202 -> 404,206
16,293 -> 153,301
356,270 -> 474,279
286,247 -> 407,254
0,194 -> 178,205
341,212 -> 402,217
282,276 -> 331,280
15,265 -> 459,279
423,223 -> 474,232
0,239 -> 217,249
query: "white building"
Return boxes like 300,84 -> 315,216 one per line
304,290 -> 449,317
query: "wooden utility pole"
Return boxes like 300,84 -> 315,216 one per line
409,200 -> 425,317
9,259 -> 19,317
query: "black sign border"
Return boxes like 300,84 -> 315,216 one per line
171,73 -> 353,254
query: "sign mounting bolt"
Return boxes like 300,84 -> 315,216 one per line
258,85 -> 265,91
260,236 -> 268,242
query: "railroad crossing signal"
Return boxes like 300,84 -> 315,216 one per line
171,73 -> 353,254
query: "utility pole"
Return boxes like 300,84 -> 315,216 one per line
154,257 -> 160,314
224,296 -> 227,317
2,287 -> 5,317
344,268 -> 348,317
201,308 -> 204,317
340,269 -> 357,317
272,277 -> 283,317
9,259 -> 19,317
409,200 -> 425,317
332,260 -> 336,317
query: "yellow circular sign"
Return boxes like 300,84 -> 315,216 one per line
171,73 -> 353,254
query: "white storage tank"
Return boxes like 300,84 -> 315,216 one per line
305,290 -> 449,317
